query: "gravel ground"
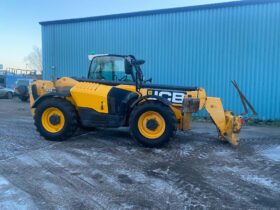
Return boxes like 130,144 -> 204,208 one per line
0,98 -> 279,209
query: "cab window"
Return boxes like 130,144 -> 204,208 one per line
89,56 -> 134,82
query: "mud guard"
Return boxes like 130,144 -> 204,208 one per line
130,95 -> 172,109
31,92 -> 70,108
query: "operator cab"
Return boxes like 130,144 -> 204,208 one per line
88,54 -> 144,83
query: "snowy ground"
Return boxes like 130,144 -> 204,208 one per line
0,98 -> 279,209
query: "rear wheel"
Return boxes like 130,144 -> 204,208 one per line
129,101 -> 177,147
34,98 -> 78,141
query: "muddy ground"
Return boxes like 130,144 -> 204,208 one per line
0,98 -> 279,209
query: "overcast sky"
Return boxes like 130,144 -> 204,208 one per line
0,0 -> 236,69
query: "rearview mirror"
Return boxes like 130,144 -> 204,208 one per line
125,60 -> 132,74
133,60 -> 145,65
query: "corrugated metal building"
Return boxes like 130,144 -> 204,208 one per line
40,0 -> 280,120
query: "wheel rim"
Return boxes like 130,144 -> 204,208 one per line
41,107 -> 65,133
138,111 -> 166,139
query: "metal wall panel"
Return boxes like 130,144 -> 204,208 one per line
41,1 -> 280,120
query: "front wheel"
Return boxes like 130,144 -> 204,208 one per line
34,98 -> 78,141
129,102 -> 177,147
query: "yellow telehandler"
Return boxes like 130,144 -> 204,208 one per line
29,54 -> 256,147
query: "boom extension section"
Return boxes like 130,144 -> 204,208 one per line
204,97 -> 242,145
183,82 -> 256,146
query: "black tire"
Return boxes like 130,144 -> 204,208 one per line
17,85 -> 28,95
6,92 -> 13,99
129,101 -> 177,147
34,98 -> 78,141
17,86 -> 29,101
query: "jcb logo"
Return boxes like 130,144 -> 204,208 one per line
147,89 -> 185,104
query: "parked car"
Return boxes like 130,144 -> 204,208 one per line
15,79 -> 33,101
0,85 -> 14,99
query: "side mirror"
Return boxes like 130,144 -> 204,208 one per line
125,60 -> 132,74
144,78 -> 152,83
133,60 -> 145,65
